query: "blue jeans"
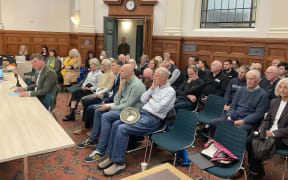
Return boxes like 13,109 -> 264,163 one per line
81,95 -> 102,128
88,107 -> 108,143
98,110 -> 161,163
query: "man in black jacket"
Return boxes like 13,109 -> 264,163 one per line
175,65 -> 204,111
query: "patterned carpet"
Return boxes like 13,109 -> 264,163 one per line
0,92 -> 287,180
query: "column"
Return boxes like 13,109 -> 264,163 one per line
163,0 -> 183,36
78,0 -> 96,33
0,0 -> 4,29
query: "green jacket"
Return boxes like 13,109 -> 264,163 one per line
27,66 -> 58,109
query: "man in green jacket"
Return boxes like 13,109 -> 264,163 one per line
15,54 -> 58,110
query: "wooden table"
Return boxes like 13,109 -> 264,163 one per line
122,163 -> 193,180
0,72 -> 75,179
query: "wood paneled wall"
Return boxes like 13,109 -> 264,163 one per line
0,30 -> 101,65
152,36 -> 288,71
2,30 -> 288,71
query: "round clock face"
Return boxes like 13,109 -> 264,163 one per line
126,0 -> 135,11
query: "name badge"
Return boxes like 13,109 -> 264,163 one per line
214,78 -> 221,83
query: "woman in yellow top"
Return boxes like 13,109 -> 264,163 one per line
61,48 -> 82,86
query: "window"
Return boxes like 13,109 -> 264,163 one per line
200,0 -> 257,28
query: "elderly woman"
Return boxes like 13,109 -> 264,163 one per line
46,49 -> 62,83
139,54 -> 149,75
17,45 -> 30,60
246,78 -> 288,179
63,58 -> 102,121
61,48 -> 82,86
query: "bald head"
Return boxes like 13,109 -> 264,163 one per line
120,64 -> 134,81
143,68 -> 154,80
211,60 -> 222,73
265,66 -> 279,82
154,67 -> 171,87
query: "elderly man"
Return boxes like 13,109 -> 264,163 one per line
262,66 -> 280,101
162,60 -> 181,88
202,60 -> 230,102
73,60 -> 123,135
179,55 -> 199,82
118,54 -> 127,64
224,64 -> 249,111
90,67 -> 175,176
251,62 -> 268,88
272,59 -> 280,67
78,64 -> 146,148
210,70 -> 269,134
15,54 -> 58,109
175,65 -> 204,111
142,67 -> 154,89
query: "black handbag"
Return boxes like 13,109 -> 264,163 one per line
251,130 -> 276,161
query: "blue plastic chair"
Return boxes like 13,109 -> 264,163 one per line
275,149 -> 288,180
189,123 -> 248,179
148,109 -> 198,166
24,68 -> 36,78
24,78 -> 32,85
42,94 -> 54,111
194,94 -> 225,124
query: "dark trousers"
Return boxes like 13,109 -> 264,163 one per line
174,98 -> 196,112
246,134 -> 287,173
71,89 -> 92,101
81,95 -> 102,128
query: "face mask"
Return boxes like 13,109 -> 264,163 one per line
100,56 -> 104,60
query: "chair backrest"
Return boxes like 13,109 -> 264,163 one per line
201,94 -> 225,118
214,123 -> 247,159
169,109 -> 198,144
42,94 -> 54,111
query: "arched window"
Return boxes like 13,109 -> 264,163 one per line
201,0 -> 257,28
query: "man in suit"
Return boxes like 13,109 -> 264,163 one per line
15,54 -> 58,109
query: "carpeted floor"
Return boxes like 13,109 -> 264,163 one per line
0,92 -> 287,180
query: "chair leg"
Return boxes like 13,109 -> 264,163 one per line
147,141 -> 154,166
240,167 -> 247,180
188,163 -> 192,177
282,156 -> 288,180
173,153 -> 177,166
143,136 -> 149,162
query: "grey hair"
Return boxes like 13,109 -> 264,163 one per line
251,63 -> 262,70
275,78 -> 288,97
102,59 -> 112,68
247,69 -> 261,81
240,64 -> 250,72
69,48 -> 82,62
157,67 -> 171,79
89,58 -> 101,70
31,54 -> 45,61
213,60 -> 222,67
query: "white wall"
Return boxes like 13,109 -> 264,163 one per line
94,0 -> 108,33
1,0 -> 70,32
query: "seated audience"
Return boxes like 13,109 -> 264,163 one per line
73,60 -> 123,135
246,78 -> 288,180
272,59 -> 281,67
85,50 -> 96,72
175,65 -> 204,111
180,55 -> 199,82
278,61 -> 288,79
210,70 -> 269,134
163,52 -> 175,65
41,45 -> 49,62
99,50 -> 107,62
223,59 -> 238,79
17,45 -> 29,60
262,66 -> 280,101
83,67 -> 175,176
142,68 -> 154,89
224,64 -> 249,111
61,48 -> 82,86
63,58 -> 102,121
154,56 -> 163,67
232,59 -> 240,72
118,54 -> 127,64
128,59 -> 141,77
139,54 -> 149,75
15,54 -> 58,109
46,49 -> 62,83
77,64 -> 146,149
197,59 -> 211,84
162,60 -> 181,88
148,58 -> 159,72
201,60 -> 230,101
251,62 -> 268,88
